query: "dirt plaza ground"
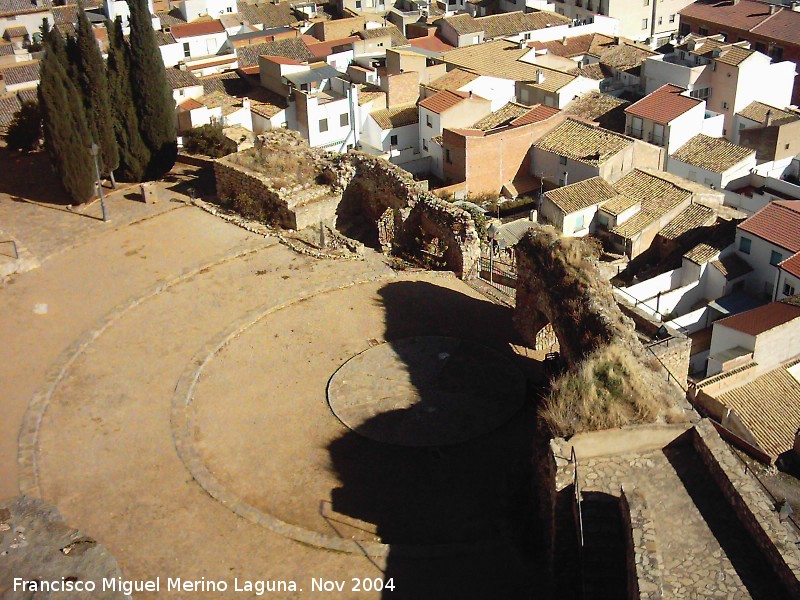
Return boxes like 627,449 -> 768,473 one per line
1,157 -> 544,598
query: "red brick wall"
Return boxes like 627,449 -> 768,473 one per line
442,112 -> 568,196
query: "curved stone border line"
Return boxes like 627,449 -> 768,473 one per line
171,273 -> 500,558
17,239 -> 277,497
190,197 -> 365,262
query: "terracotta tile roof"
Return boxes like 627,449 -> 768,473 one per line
679,0 -> 774,33
409,34 -> 454,54
3,25 -> 27,38
679,36 -> 756,66
736,101 -> 799,125
511,104 -> 560,126
716,358 -> 800,458
358,25 -> 409,47
738,200 -> 800,253
533,118 -> 632,166
157,9 -> 186,27
568,62 -> 609,81
780,252 -> 800,279
164,67 -> 201,89
443,39 -> 577,91
711,253 -> 753,280
153,30 -> 177,46
683,241 -> 722,264
751,5 -> 800,45
235,0 -> 296,29
179,97 -> 204,110
544,176 -> 617,214
610,169 -> 693,239
0,41 -> 12,56
717,301 -> 800,336
599,42 -> 656,73
0,60 -> 39,87
418,89 -> 468,114
357,83 -> 384,106
236,38 -> 312,67
170,19 -> 225,39
528,33 -> 615,59
563,91 -> 628,130
305,36 -> 358,59
475,10 -> 570,39
427,68 -> 479,92
370,104 -> 418,130
600,194 -> 639,216
625,84 -> 701,125
0,92 -> 21,132
0,0 -> 52,17
671,134 -> 754,174
440,13 -> 482,36
199,71 -> 251,96
658,203 -> 715,240
470,101 -> 529,131
261,55 -> 303,65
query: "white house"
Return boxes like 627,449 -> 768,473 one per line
735,200 -> 800,300
667,134 -> 756,200
361,104 -> 424,172
176,0 -> 237,23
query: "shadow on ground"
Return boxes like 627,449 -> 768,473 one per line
326,280 -> 547,599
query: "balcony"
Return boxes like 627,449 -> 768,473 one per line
627,127 -> 643,139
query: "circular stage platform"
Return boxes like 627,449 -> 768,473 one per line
327,336 -> 526,447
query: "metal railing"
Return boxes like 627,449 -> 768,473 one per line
572,447 -> 584,548
0,240 -> 19,260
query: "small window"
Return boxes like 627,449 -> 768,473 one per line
426,115 -> 432,128
226,6 -> 232,11
559,155 -> 567,165
786,144 -> 791,150
658,16 -> 662,25
642,18 -> 648,30
722,101 -> 729,109
574,213 -> 585,231
423,138 -> 428,151
340,113 -> 349,127
355,0 -> 362,7
770,250 -> 783,266
739,237 -> 751,254
319,118 -> 328,132
784,282 -> 796,297
390,134 -> 398,146
643,0 -> 649,5
669,14 -> 675,23
445,149 -> 452,164
699,27 -> 709,36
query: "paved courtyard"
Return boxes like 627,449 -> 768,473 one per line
1,162 -> 543,598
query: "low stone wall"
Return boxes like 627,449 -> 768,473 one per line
692,420 -> 800,596
647,336 -> 691,388
214,158 -> 296,228
620,489 -> 663,600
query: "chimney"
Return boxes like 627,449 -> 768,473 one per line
468,90 -> 473,98
561,36 -> 568,45
765,109 -> 773,126
769,3 -> 778,14
536,69 -> 545,84
614,36 -> 622,46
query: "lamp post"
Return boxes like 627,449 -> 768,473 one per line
89,143 -> 107,222
487,222 -> 499,285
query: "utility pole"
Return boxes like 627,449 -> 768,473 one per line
90,142 -> 108,222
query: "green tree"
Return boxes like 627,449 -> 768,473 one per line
127,0 -> 176,179
106,17 -> 149,181
4,101 -> 43,152
183,124 -> 237,158
39,25 -> 96,204
75,5 -> 119,179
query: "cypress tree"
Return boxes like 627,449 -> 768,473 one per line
106,17 -> 149,182
38,26 -> 96,204
127,0 -> 177,179
75,5 -> 119,178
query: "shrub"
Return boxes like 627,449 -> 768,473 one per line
230,192 -> 268,222
461,204 -> 488,239
183,124 -> 237,158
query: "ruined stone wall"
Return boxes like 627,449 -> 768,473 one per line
214,159 -> 296,228
401,194 -> 481,278
647,336 -> 691,389
692,420 -> 800,597
514,226 -> 641,367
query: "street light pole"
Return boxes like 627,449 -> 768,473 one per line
90,143 -> 107,222
487,222 -> 499,285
